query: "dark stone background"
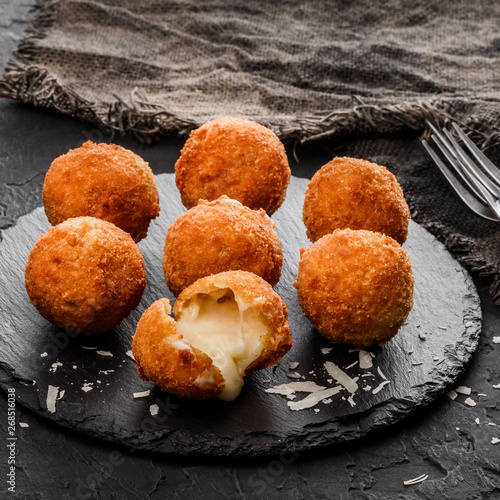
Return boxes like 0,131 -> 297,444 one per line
0,2 -> 499,499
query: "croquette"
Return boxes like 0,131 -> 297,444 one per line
25,216 -> 146,335
303,157 -> 410,244
163,196 -> 283,296
132,271 -> 292,401
175,117 -> 291,215
295,229 -> 414,347
42,141 -> 160,242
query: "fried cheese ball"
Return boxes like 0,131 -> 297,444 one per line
295,229 -> 414,347
175,117 -> 291,215
303,157 -> 410,244
163,196 -> 283,296
42,141 -> 160,242
132,271 -> 292,401
25,217 -> 146,335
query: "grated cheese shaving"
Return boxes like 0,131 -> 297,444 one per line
456,386 -> 471,395
288,387 -> 342,411
372,380 -> 390,395
464,397 -> 476,407
447,390 -> 458,400
359,350 -> 373,369
404,474 -> 428,486
97,350 -> 113,357
324,362 -> 358,393
133,390 -> 151,399
265,381 -> 326,396
46,385 -> 59,414
150,404 -> 159,416
492,336 -> 500,344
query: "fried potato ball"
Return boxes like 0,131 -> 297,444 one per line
25,216 -> 146,335
163,196 -> 283,296
295,229 -> 414,347
175,117 -> 291,215
303,157 -> 410,244
42,140 -> 160,242
132,271 -> 292,401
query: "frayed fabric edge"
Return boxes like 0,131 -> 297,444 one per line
2,56 -> 500,147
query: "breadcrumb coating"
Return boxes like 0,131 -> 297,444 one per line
42,141 -> 160,242
175,117 -> 290,215
25,217 -> 146,335
295,229 -> 414,347
163,196 -> 283,296
303,157 -> 410,244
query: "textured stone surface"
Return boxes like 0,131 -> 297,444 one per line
0,2 -> 499,498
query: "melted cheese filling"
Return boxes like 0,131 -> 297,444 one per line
177,288 -> 266,401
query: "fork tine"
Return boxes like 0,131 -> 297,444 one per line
422,139 -> 499,221
426,123 -> 488,203
443,128 -> 500,199
451,122 -> 500,186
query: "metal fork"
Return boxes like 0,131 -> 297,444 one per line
422,120 -> 500,221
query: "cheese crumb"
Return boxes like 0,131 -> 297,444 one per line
359,350 -> 373,369
97,350 -> 113,357
321,347 -> 332,355
456,386 -> 471,395
49,362 -> 63,373
133,390 -> 151,399
150,404 -> 159,416
464,397 -> 476,407
492,336 -> 500,344
19,422 -> 29,428
46,385 -> 59,413
447,390 -> 458,400
492,437 -> 500,445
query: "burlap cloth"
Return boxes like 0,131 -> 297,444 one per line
1,0 -> 499,304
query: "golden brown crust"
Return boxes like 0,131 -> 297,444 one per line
25,216 -> 146,335
173,271 -> 292,376
163,196 -> 283,296
42,140 -> 160,242
295,229 -> 414,347
132,298 -> 225,400
303,157 -> 410,244
175,117 -> 291,215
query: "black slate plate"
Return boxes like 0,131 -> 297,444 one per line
0,174 -> 481,457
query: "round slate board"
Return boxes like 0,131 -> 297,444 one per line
0,175 -> 481,457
